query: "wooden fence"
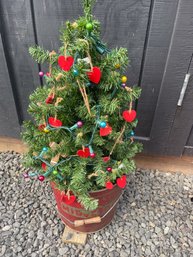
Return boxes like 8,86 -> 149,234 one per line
0,0 -> 193,156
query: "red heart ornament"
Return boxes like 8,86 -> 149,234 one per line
100,124 -> 112,137
45,93 -> 54,104
62,194 -> 76,205
41,162 -> 47,171
103,156 -> 110,162
105,181 -> 114,190
58,56 -> 74,71
77,147 -> 90,158
87,67 -> 101,84
45,97 -> 53,104
122,110 -> 136,123
116,175 -> 127,188
48,117 -> 62,127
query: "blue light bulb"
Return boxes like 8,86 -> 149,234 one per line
73,69 -> 79,76
99,121 -> 107,128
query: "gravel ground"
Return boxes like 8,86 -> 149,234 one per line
0,152 -> 193,257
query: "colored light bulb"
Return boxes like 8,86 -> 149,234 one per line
73,69 -> 79,76
38,175 -> 45,182
121,76 -> 127,83
86,23 -> 93,31
39,71 -> 44,77
53,170 -> 58,175
99,121 -> 107,128
106,167 -> 112,172
77,121 -> 83,128
90,153 -> 96,158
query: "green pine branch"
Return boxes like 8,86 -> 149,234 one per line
29,46 -> 50,63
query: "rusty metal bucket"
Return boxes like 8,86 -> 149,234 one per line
51,182 -> 122,233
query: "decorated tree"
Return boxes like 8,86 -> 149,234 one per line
22,0 -> 142,210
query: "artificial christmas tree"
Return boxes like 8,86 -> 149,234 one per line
22,0 -> 142,232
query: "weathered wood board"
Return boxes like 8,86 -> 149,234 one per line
0,0 -> 40,122
0,34 -> 20,137
136,0 -> 179,138
136,0 -> 193,156
62,226 -> 87,245
180,58 -> 193,156
147,0 -> 193,155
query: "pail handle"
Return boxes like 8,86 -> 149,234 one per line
74,216 -> 101,227
57,192 -> 122,226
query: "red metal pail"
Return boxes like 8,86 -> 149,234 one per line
50,182 -> 122,233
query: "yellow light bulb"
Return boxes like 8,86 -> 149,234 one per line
43,128 -> 50,133
121,76 -> 127,83
115,64 -> 121,69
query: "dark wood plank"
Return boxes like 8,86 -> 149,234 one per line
183,147 -> 193,156
182,60 -> 193,156
94,0 -> 150,86
167,59 -> 193,155
185,126 -> 193,148
183,57 -> 193,155
32,0 -> 82,50
135,0 -> 180,138
33,0 -> 151,86
0,0 -> 40,121
0,34 -> 20,137
143,0 -> 193,155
